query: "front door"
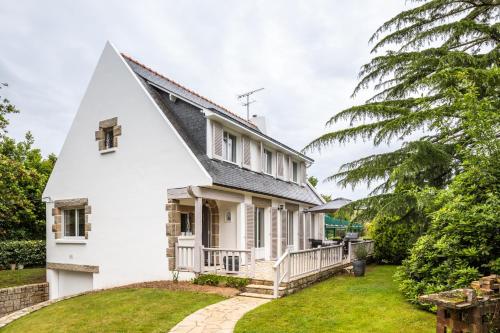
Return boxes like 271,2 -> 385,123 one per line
254,207 -> 266,259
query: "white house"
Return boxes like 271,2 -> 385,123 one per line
43,42 -> 325,299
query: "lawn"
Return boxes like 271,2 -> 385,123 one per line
0,268 -> 46,289
235,265 -> 435,333
1,288 -> 224,333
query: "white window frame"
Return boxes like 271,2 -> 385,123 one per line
291,161 -> 299,183
62,208 -> 85,239
222,130 -> 237,164
254,207 -> 265,248
263,149 -> 273,175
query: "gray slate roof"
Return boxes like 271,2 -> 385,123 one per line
124,55 -> 323,205
124,54 -> 312,162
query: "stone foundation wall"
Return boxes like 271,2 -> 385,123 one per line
0,283 -> 49,317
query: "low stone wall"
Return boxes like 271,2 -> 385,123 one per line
0,283 -> 49,317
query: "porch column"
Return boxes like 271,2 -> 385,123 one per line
193,197 -> 203,273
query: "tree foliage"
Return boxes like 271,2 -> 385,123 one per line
0,83 -> 18,138
0,92 -> 56,240
308,176 -> 319,187
305,0 -> 499,302
396,72 -> 500,304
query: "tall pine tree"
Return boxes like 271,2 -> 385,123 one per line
305,0 -> 499,263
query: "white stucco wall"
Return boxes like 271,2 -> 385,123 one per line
43,42 -> 211,298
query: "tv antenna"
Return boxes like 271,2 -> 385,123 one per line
237,88 -> 264,120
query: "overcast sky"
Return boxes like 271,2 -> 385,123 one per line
0,0 -> 409,200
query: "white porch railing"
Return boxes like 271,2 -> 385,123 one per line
175,244 -> 195,271
200,246 -> 255,277
273,240 -> 374,298
273,249 -> 291,297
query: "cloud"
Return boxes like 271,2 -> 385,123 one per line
0,0 -> 407,199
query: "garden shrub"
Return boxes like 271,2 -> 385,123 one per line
192,274 -> 223,286
193,274 -> 249,290
224,276 -> 250,289
395,158 -> 500,308
371,214 -> 428,264
0,240 -> 46,268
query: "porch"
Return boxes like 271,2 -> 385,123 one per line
176,240 -> 375,298
166,185 -> 374,298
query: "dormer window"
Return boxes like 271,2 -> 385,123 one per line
263,149 -> 273,174
292,161 -> 298,182
223,131 -> 237,163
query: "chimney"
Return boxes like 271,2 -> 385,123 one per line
250,115 -> 267,134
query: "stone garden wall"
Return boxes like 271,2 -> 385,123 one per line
0,283 -> 49,317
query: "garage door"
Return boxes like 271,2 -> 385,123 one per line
58,271 -> 93,297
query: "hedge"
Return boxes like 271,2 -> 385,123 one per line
0,240 -> 46,268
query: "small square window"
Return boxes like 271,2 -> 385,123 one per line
63,208 -> 85,238
96,117 -> 121,152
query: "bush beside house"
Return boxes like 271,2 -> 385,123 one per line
0,240 -> 46,269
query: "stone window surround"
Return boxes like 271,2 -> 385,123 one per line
95,117 -> 121,153
52,198 -> 91,240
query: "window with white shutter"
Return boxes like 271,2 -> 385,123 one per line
212,122 -> 223,159
281,209 -> 288,254
304,213 -> 311,248
271,208 -> 278,259
298,212 -> 304,250
263,149 -> 273,174
222,131 -> 237,163
242,135 -> 251,169
291,161 -> 299,183
276,152 -> 284,178
301,162 -> 307,185
245,204 -> 255,249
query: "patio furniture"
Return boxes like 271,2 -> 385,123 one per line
309,239 -> 323,248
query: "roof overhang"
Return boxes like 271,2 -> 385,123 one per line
305,198 -> 352,213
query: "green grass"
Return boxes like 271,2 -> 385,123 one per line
1,288 -> 224,333
235,265 -> 435,333
0,268 -> 46,289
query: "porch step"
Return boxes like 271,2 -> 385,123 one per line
239,292 -> 275,300
245,284 -> 286,294
244,284 -> 287,296
248,278 -> 274,286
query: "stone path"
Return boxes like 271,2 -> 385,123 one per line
169,296 -> 270,333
